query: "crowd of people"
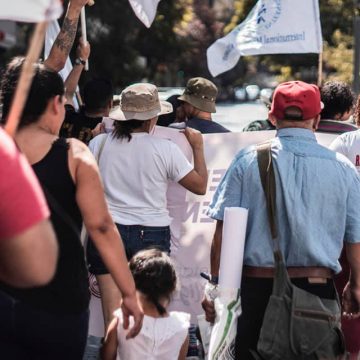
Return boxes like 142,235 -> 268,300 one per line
0,1 -> 360,359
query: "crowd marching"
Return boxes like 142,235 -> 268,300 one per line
0,0 -> 360,359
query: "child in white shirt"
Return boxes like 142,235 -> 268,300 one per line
101,249 -> 190,360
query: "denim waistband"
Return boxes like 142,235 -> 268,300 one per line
116,224 -> 170,230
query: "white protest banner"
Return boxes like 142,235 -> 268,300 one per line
88,130 -> 337,336
0,0 -> 62,22
128,0 -> 160,28
207,0 -> 322,76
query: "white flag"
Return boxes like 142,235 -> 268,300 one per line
207,0 -> 322,77
0,0 -> 62,22
128,0 -> 160,28
45,20 -> 79,110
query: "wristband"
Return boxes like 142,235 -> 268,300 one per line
75,57 -> 86,66
200,271 -> 218,285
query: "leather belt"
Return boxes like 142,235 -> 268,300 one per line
243,266 -> 333,282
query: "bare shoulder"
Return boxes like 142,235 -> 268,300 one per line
66,138 -> 99,182
67,138 -> 97,165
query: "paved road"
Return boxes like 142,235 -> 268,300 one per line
213,101 -> 268,132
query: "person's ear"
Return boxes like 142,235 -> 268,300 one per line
268,112 -> 277,126
312,114 -> 321,131
52,95 -> 63,115
150,116 -> 158,129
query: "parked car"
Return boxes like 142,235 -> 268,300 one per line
245,84 -> 260,101
234,86 -> 247,102
158,87 -> 184,101
259,88 -> 274,108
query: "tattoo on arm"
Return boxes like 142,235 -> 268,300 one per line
54,17 -> 78,54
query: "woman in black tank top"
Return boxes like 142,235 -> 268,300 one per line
3,138 -> 90,314
0,57 -> 142,359
0,138 -> 91,359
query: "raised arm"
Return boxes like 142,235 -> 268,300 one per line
44,0 -> 89,72
68,139 -> 143,337
64,38 -> 90,106
178,127 -> 208,195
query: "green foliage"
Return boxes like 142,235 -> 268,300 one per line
323,30 -> 353,83
1,0 -> 357,90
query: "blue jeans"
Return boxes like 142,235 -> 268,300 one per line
87,224 -> 171,275
0,290 -> 89,360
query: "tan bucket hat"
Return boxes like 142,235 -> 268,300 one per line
110,83 -> 173,121
178,77 -> 218,113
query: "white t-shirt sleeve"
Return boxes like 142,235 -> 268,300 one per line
166,141 -> 194,182
329,134 -> 348,157
88,133 -> 108,160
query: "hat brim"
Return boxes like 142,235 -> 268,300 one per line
109,100 -> 173,121
178,94 -> 216,113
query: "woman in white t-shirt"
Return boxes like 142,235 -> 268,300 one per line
87,83 -> 208,327
102,249 -> 190,360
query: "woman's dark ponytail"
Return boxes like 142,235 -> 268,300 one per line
112,119 -> 146,141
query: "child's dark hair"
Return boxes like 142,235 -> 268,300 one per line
129,249 -> 177,316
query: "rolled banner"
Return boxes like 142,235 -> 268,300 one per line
219,207 -> 248,289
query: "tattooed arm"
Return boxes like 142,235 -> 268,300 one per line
44,0 -> 89,72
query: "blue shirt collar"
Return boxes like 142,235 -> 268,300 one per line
276,127 -> 317,141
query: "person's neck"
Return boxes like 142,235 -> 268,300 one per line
193,110 -> 212,121
132,120 -> 153,134
84,109 -> 107,118
20,121 -> 59,137
14,122 -> 59,164
276,119 -> 317,132
132,128 -> 148,134
138,292 -> 168,318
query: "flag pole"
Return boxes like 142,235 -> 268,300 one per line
80,7 -> 89,71
5,21 -> 48,137
317,51 -> 323,87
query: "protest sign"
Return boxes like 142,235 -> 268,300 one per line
88,129 -> 337,336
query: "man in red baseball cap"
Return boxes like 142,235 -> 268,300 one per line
203,80 -> 360,359
269,80 -> 323,124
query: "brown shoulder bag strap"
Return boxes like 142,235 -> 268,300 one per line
256,142 -> 278,242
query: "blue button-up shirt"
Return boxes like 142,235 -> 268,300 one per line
207,128 -> 360,273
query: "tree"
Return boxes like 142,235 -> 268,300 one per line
0,0 -> 356,90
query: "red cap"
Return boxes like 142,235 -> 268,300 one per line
270,81 -> 322,120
